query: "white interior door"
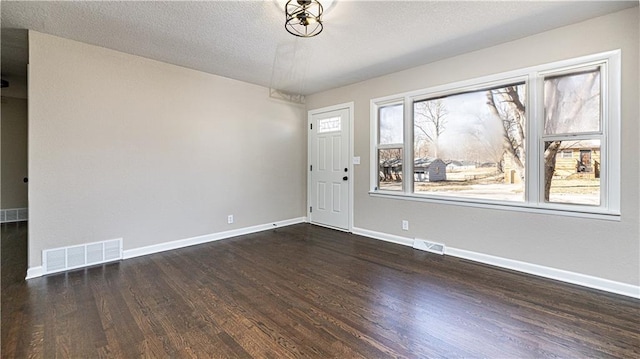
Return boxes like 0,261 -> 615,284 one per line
309,106 -> 351,230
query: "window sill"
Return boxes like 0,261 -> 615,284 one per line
368,191 -> 621,221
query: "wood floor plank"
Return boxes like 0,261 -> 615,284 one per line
2,223 -> 639,358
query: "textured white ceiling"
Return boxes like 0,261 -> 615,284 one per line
1,1 -> 637,96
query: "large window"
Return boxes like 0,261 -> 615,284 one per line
413,82 -> 526,202
370,51 -> 620,218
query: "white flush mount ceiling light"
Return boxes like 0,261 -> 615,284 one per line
285,0 -> 324,38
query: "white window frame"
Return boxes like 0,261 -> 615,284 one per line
370,50 -> 621,220
371,99 -> 405,192
537,62 -> 609,210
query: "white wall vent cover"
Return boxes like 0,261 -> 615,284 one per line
0,208 -> 28,223
413,238 -> 445,255
42,238 -> 123,275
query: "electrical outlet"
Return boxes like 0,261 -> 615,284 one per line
227,215 -> 234,224
402,220 -> 409,231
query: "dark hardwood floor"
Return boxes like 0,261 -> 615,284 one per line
2,222 -> 639,358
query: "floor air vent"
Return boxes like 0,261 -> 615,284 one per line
43,238 -> 122,275
413,238 -> 445,255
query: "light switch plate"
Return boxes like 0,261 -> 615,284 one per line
353,156 -> 361,165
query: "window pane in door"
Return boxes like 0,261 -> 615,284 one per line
318,117 -> 341,133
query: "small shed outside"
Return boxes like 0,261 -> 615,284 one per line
428,159 -> 446,182
414,158 -> 431,182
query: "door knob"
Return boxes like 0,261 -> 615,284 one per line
343,176 -> 348,181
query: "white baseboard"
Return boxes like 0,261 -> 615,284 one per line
25,220 -> 638,299
26,266 -> 43,279
26,217 -> 307,279
352,226 -> 640,299
123,217 -> 307,260
352,227 -> 414,247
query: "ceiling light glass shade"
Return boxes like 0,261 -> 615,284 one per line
285,0 -> 323,38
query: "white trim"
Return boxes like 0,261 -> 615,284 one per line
25,217 -> 307,279
403,99 -> 412,194
26,220 -> 639,298
604,50 -> 621,212
26,266 -> 43,279
123,217 -> 307,259
369,192 -> 621,221
369,100 -> 377,191
348,103 -> 355,233
307,102 -> 354,232
371,50 -> 621,103
352,226 -> 639,299
352,226 -> 413,247
311,221 -> 351,233
446,247 -> 639,299
370,99 -> 406,193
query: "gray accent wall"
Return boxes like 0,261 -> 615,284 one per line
28,31 -> 307,268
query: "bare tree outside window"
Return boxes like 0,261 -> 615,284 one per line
469,115 -> 506,173
414,100 -> 447,158
544,70 -> 600,135
413,82 -> 526,201
486,85 -> 527,183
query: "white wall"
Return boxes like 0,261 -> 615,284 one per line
307,8 -> 639,287
1,96 -> 28,209
28,31 -> 306,268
